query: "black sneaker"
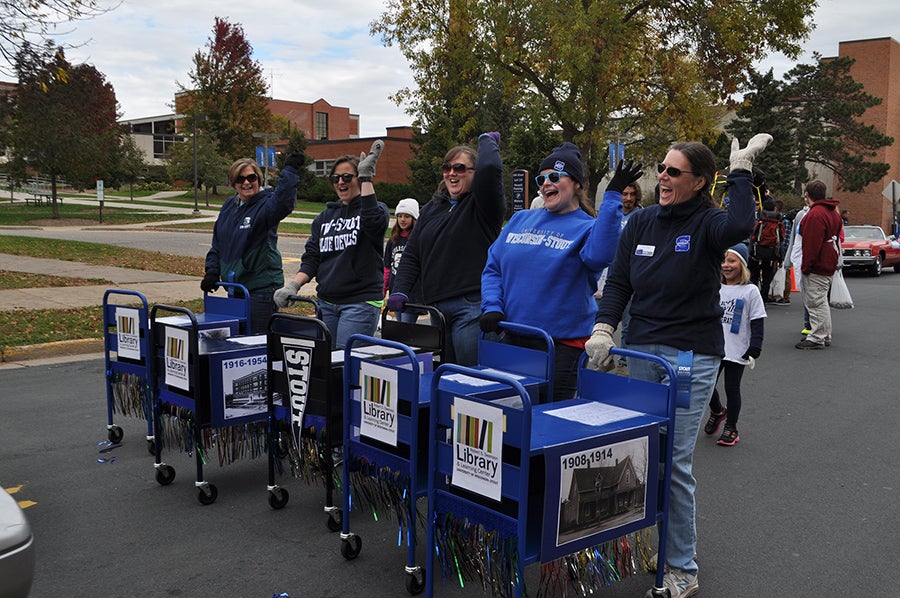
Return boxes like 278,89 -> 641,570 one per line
704,408 -> 727,435
717,425 -> 740,446
795,339 -> 824,350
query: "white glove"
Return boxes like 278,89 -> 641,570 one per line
274,280 -> 301,308
729,133 -> 773,173
585,323 -> 616,371
357,139 -> 384,181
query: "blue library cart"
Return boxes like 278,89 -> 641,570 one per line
424,347 -> 679,597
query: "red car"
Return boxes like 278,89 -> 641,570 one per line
841,225 -> 900,276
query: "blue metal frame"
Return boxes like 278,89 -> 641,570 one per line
478,320 -> 555,403
102,289 -> 152,445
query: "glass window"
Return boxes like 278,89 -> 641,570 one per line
315,112 -> 328,140
313,160 -> 335,177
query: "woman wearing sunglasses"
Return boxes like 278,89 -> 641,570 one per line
275,140 -> 390,348
585,134 -> 772,598
386,133 -> 507,366
479,142 -> 642,401
201,153 -> 303,334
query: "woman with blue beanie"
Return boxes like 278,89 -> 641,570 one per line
480,142 -> 642,401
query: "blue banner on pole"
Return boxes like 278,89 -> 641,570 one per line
256,146 -> 265,165
267,147 -> 276,168
608,142 -> 625,171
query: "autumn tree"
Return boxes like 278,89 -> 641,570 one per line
373,0 -> 816,198
8,41 -> 120,217
0,1 -> 116,76
784,54 -> 892,194
180,17 -> 271,161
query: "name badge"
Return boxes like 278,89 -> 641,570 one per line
635,244 -> 655,257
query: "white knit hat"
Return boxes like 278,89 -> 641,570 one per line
395,198 -> 420,219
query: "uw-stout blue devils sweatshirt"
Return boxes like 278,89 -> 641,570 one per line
596,169 -> 756,356
481,191 -> 623,340
204,167 -> 299,293
298,193 -> 389,304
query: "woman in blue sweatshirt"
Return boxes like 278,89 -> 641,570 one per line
480,142 -> 642,401
275,141 -> 389,348
585,134 -> 772,598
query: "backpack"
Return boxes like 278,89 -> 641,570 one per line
751,211 -> 785,260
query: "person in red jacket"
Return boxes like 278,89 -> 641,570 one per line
795,180 -> 842,349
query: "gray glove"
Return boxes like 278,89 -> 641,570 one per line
357,139 -> 384,182
274,280 -> 301,309
729,134 -> 773,173
585,323 -> 616,371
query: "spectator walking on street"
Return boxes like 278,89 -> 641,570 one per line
795,180 -> 842,350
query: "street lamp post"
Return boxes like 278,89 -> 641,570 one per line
192,115 -> 207,215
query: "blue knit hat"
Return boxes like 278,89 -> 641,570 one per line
539,142 -> 584,188
726,243 -> 749,267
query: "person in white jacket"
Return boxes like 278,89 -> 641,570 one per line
784,195 -> 811,332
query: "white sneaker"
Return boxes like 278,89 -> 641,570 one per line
645,568 -> 699,598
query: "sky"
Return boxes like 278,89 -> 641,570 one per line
6,1 -> 900,138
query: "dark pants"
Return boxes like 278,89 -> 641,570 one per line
708,360 -> 745,426
248,290 -> 277,335
502,332 -> 582,402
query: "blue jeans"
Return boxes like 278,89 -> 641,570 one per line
248,290 -> 277,335
432,293 -> 482,366
319,301 -> 380,349
626,344 -> 721,575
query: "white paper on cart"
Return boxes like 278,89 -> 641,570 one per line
544,402 -> 643,427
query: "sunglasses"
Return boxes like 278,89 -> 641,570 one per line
657,163 -> 697,178
234,173 -> 259,185
441,162 -> 474,174
535,171 -> 569,186
329,173 -> 356,184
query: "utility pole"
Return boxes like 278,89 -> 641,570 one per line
192,115 -> 208,215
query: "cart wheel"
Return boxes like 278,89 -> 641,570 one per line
155,465 -> 175,486
197,484 -> 218,506
649,588 -> 671,598
405,569 -> 425,595
326,509 -> 342,532
107,426 -> 124,444
147,440 -> 157,455
341,535 -> 362,560
268,487 -> 289,510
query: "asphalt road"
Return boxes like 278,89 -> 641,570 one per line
2,269 -> 898,597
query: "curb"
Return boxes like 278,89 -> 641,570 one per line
1,338 -> 104,363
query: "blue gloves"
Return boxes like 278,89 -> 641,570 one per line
481,132 -> 501,145
386,293 -> 408,312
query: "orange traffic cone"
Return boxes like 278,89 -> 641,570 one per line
790,268 -> 799,292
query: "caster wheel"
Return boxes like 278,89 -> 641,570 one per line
326,510 -> 342,532
155,465 -> 175,486
147,440 -> 157,455
341,535 -> 362,560
649,588 -> 671,598
405,569 -> 425,595
268,487 -> 289,510
108,426 -> 124,444
198,484 -> 218,506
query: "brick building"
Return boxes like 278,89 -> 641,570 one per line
830,37 -> 900,235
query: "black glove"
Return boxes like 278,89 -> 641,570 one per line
742,346 -> 761,360
284,152 -> 305,171
479,312 -> 504,333
200,272 -> 219,293
607,159 -> 644,194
